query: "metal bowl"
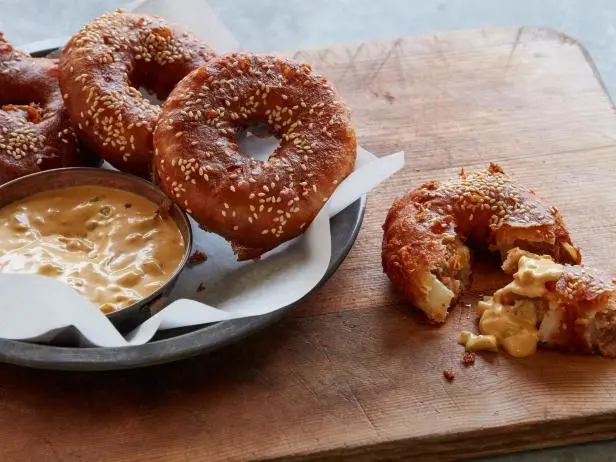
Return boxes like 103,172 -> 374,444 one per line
0,167 -> 193,332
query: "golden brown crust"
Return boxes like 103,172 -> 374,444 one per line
58,10 -> 216,178
594,309 -> 616,357
154,52 -> 357,259
548,266 -> 616,354
0,34 -> 82,185
382,164 -> 580,321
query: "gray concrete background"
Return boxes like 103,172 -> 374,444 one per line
2,0 -> 616,460
3,0 -> 616,96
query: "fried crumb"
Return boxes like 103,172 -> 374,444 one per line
462,351 -> 476,366
443,369 -> 455,382
196,282 -> 206,293
188,250 -> 208,266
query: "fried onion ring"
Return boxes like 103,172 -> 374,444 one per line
154,52 -> 356,259
0,34 -> 82,185
382,164 -> 580,323
59,10 -> 216,178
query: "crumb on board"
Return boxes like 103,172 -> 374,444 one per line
188,250 -> 208,266
462,351 -> 476,366
443,369 -> 455,382
196,282 -> 206,293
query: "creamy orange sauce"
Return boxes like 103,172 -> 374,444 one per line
0,186 -> 185,313
473,256 -> 564,357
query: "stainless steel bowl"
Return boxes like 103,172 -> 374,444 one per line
0,168 -> 193,332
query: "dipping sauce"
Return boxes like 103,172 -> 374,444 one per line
0,186 -> 185,313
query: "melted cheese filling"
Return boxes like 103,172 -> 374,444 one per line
458,331 -> 498,352
0,186 -> 185,313
473,255 -> 564,357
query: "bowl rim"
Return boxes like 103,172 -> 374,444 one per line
0,167 -> 194,320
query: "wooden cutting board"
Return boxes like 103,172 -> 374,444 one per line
3,26 -> 616,462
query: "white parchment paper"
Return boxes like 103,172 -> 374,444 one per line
0,0 -> 405,347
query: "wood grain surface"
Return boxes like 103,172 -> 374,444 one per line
3,26 -> 616,461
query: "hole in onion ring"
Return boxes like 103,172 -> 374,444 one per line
237,123 -> 281,162
137,86 -> 162,106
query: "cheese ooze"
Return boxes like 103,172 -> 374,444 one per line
476,255 -> 564,357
